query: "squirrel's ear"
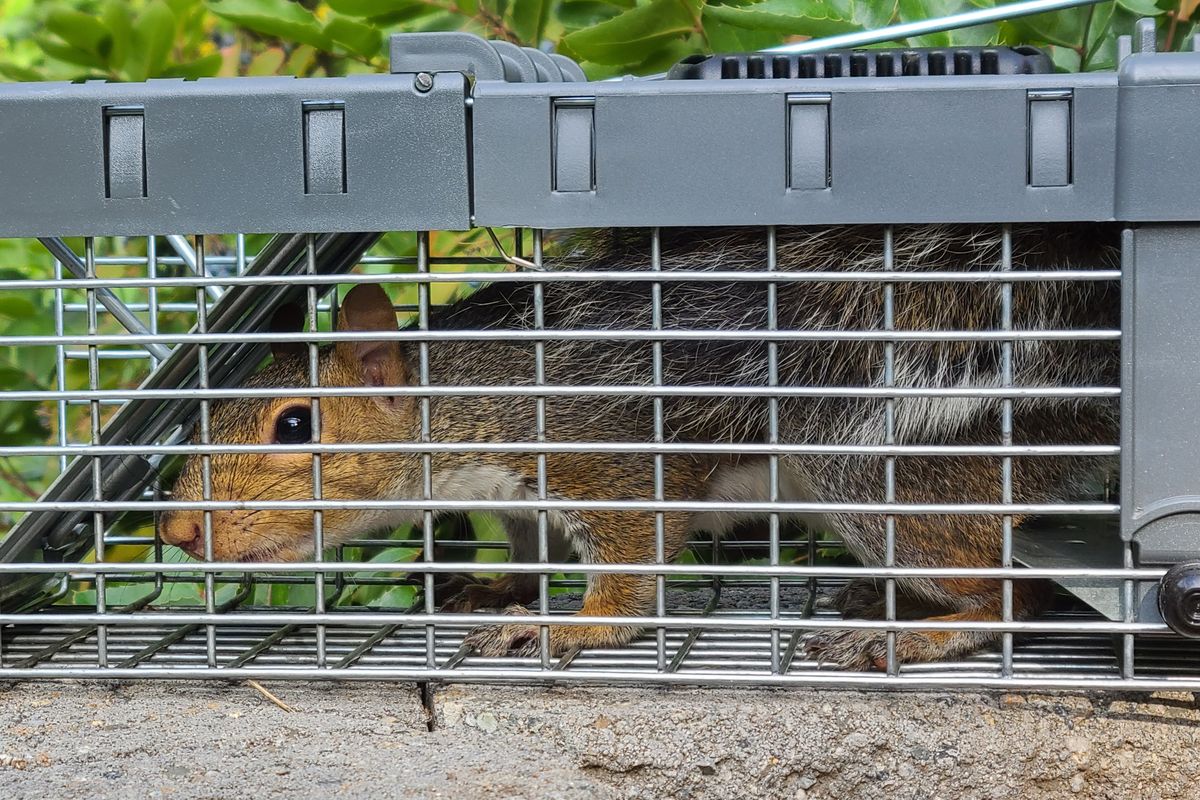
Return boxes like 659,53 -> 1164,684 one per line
335,284 -> 407,398
269,301 -> 306,361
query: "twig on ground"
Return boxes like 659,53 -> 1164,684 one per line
246,680 -> 296,712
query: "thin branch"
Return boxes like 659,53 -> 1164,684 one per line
469,3 -> 523,44
1167,0 -> 1184,50
246,679 -> 296,712
0,458 -> 39,500
1078,3 -> 1097,69
685,2 -> 711,51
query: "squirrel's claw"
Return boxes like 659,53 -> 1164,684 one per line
462,604 -> 541,657
463,605 -> 629,659
800,629 -> 889,672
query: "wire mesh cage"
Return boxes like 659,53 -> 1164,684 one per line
2,15 -> 1200,689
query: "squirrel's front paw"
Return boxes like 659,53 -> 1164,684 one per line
462,606 -> 635,658
462,604 -> 540,656
440,575 -> 536,614
802,628 -> 966,671
801,629 -> 889,670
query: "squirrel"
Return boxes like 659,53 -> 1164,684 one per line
160,224 -> 1120,670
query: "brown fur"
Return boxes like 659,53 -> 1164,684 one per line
162,224 -> 1120,669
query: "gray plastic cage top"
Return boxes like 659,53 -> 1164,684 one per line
2,18 -> 1200,637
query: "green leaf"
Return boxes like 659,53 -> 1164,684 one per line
361,6 -> 441,26
45,8 -> 113,58
325,14 -> 383,58
1047,44 -> 1081,71
511,0 -> 550,44
0,366 -> 34,390
702,14 -> 786,51
850,0 -> 898,32
560,0 -> 704,65
101,1 -> 134,72
559,0 -> 625,29
285,43 -> 317,74
164,0 -> 204,17
245,47 -> 285,75
999,12 -> 1080,50
0,62 -> 44,81
704,0 -> 865,39
129,1 -> 177,80
206,0 -> 332,50
0,296 -> 38,320
895,0 -> 964,45
326,0 -> 422,14
160,52 -> 224,78
1116,0 -> 1164,16
34,35 -> 107,69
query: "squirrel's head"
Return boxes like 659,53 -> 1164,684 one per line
160,283 -> 418,562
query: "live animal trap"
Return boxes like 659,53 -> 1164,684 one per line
2,15 -> 1200,689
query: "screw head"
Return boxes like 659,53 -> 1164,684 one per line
414,72 -> 434,93
1159,561 -> 1200,637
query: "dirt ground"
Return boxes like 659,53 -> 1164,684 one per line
0,680 -> 1198,799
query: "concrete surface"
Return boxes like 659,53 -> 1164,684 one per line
1,681 -> 1198,799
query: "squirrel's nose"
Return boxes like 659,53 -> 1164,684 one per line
160,512 -> 204,557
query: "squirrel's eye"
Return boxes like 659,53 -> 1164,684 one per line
273,406 -> 312,445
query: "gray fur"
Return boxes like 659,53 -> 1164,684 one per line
181,223 -> 1121,668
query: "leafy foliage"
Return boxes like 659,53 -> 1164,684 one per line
1,0 -> 1197,83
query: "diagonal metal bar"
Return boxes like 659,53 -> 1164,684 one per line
38,237 -> 173,362
630,0 -> 1111,80
762,0 -> 1109,55
166,235 -> 223,302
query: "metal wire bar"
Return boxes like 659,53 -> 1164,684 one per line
37,237 -> 173,362
763,0 -> 1109,55
418,231 -> 436,669
165,234 -> 223,303
666,586 -> 724,673
0,268 -> 1124,291
0,384 -> 1122,403
85,237 -> 107,669
9,589 -> 163,669
0,611 -> 1162,632
0,329 -> 1123,348
883,227 -> 899,675
533,229 -> 553,667
0,498 -> 1120,514
306,233 -> 328,668
118,581 -> 254,669
1001,226 -> 1016,677
196,235 -> 217,669
766,227 -> 783,674
652,227 -> 668,671
1,665 -> 1197,691
335,624 -> 401,669
0,561 -> 1149,579
52,252 -> 68,477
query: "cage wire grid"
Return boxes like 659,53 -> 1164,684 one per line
0,223 -> 1190,690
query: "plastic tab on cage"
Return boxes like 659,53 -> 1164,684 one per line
303,101 -> 347,195
787,94 -> 831,191
389,32 -> 587,83
553,98 -> 595,193
1028,89 -> 1072,187
103,105 -> 146,200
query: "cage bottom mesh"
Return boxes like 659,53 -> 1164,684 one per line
3,581 -> 1194,687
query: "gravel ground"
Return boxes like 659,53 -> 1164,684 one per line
1,680 -> 1198,799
